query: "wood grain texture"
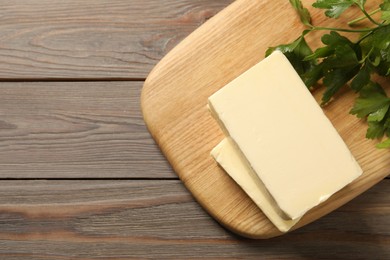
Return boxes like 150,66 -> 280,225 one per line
0,180 -> 388,259
0,0 -> 233,80
0,0 -> 388,258
142,0 -> 390,238
0,81 -> 173,178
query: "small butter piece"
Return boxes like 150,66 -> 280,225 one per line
211,138 -> 299,232
208,51 -> 362,220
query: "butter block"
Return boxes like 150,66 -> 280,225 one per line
211,138 -> 299,232
208,51 -> 362,220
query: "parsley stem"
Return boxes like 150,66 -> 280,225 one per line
348,8 -> 381,26
360,7 -> 382,26
312,26 -> 374,33
359,47 -> 373,64
356,30 -> 375,44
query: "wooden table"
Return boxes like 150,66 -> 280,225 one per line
0,1 -> 388,258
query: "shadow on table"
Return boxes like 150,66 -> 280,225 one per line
234,181 -> 389,259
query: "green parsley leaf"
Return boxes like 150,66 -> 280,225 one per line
317,32 -> 361,104
322,31 -> 353,46
302,63 -> 324,87
360,81 -> 387,96
308,31 -> 359,66
377,138 -> 390,148
303,47 -> 330,61
370,25 -> 390,51
365,99 -> 389,140
377,59 -> 390,76
366,120 -> 386,139
350,82 -> 390,118
312,0 -> 355,18
367,103 -> 390,122
360,25 -> 390,74
351,62 -> 371,91
323,44 -> 359,69
384,117 -> 390,138
289,0 -> 312,27
266,35 -> 315,77
321,67 -> 358,104
380,0 -> 390,21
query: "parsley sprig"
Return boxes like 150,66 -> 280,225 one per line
267,0 -> 390,149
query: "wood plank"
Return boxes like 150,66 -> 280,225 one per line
0,81 -> 174,178
0,0 -> 233,80
141,0 -> 390,238
0,179 -> 388,259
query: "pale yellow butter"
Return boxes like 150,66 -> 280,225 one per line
208,51 -> 362,220
211,137 -> 300,232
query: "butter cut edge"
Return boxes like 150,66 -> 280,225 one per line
211,137 -> 300,232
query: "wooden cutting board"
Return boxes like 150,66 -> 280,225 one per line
141,0 -> 389,238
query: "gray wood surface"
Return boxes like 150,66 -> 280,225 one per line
0,180 -> 388,259
0,81 -> 173,178
0,0 -> 388,258
0,0 -> 233,80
